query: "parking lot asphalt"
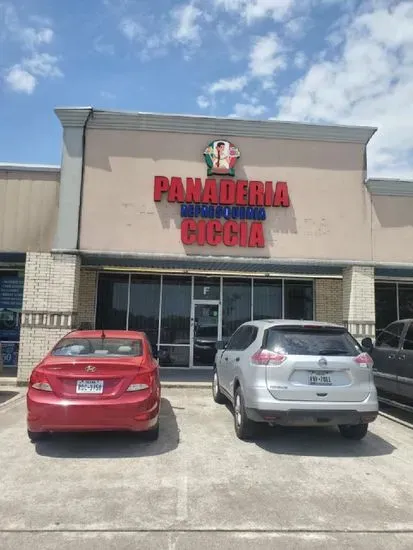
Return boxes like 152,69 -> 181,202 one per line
1,387 -> 413,549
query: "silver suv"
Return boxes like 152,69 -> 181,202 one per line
212,320 -> 378,440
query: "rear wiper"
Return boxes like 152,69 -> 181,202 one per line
318,349 -> 351,356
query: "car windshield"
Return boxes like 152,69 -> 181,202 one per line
52,338 -> 143,357
265,327 -> 360,357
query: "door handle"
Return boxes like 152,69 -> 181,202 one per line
388,354 -> 396,359
224,357 -> 228,361
398,354 -> 406,360
235,357 -> 240,362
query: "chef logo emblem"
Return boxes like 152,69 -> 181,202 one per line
203,140 -> 240,177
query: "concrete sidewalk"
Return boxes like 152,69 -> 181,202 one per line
1,388 -> 413,548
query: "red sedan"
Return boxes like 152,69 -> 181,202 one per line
27,330 -> 161,442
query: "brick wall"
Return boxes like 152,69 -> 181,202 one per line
342,266 -> 375,338
78,270 -> 97,327
17,252 -> 81,383
315,279 -> 343,324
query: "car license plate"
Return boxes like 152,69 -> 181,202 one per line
76,380 -> 104,394
309,372 -> 332,386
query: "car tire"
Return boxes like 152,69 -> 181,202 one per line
234,386 -> 256,440
27,430 -> 47,443
142,421 -> 159,441
338,423 -> 368,440
212,368 -> 226,404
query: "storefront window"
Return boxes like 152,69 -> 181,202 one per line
398,284 -> 413,320
128,275 -> 160,349
95,274 -> 129,330
284,280 -> 313,320
0,271 -> 24,368
194,277 -> 220,300
253,279 -> 282,320
160,276 -> 191,344
375,283 -> 397,332
158,345 -> 190,367
222,278 -> 252,337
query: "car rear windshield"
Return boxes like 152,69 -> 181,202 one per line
52,338 -> 143,357
264,327 -> 361,357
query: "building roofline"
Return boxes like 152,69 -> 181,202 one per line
366,178 -> 413,197
54,106 -> 377,145
0,163 -> 60,173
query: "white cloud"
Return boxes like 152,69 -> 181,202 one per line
293,51 -> 307,69
209,75 -> 248,94
277,0 -> 413,178
119,17 -> 144,41
229,102 -> 267,118
5,65 -> 36,94
172,3 -> 202,45
214,0 -> 296,23
197,95 -> 210,109
1,3 -> 61,94
22,52 -> 62,77
21,26 -> 54,49
249,32 -> 285,87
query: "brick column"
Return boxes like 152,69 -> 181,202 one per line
315,279 -> 343,324
17,252 -> 80,383
78,270 -> 97,327
342,266 -> 375,340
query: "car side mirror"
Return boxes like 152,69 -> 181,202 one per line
216,341 -> 226,350
152,347 -> 159,359
361,337 -> 373,353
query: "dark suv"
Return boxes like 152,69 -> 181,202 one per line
362,319 -> 413,402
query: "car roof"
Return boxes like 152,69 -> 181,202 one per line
241,319 -> 346,329
66,330 -> 146,339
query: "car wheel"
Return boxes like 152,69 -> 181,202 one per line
142,421 -> 159,441
212,368 -> 226,404
338,423 -> 368,440
234,387 -> 256,440
27,430 -> 48,443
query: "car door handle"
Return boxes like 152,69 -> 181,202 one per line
235,357 -> 240,362
224,357 -> 228,361
398,354 -> 406,360
388,354 -> 396,359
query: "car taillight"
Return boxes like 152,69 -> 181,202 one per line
251,349 -> 287,366
29,370 -> 52,391
354,352 -> 373,368
126,372 -> 153,392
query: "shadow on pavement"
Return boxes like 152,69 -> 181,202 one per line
34,398 -> 179,459
0,391 -> 19,405
224,403 -> 395,457
252,424 -> 396,457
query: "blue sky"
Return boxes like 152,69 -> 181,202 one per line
0,0 -> 412,178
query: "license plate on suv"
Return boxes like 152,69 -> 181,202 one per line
76,380 -> 104,394
309,372 -> 332,386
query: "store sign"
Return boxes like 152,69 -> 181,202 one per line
153,140 -> 290,248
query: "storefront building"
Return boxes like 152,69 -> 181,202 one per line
1,107 -> 413,382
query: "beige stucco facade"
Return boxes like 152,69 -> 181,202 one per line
0,166 -> 59,253
0,108 -> 413,381
80,130 -> 373,261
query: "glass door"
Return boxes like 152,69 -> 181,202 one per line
191,301 -> 221,367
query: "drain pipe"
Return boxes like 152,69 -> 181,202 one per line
76,108 -> 94,250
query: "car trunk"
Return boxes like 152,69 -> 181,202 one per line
39,356 -> 144,399
266,355 -> 370,402
264,325 -> 371,403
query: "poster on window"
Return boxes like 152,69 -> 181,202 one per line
0,274 -> 24,367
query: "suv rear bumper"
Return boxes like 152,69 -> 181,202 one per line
246,407 -> 378,426
244,387 -> 379,426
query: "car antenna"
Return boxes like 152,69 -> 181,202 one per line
101,327 -> 106,340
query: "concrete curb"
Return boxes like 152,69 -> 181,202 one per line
161,382 -> 211,388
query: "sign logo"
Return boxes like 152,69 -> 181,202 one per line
85,365 -> 96,372
203,140 -> 240,177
